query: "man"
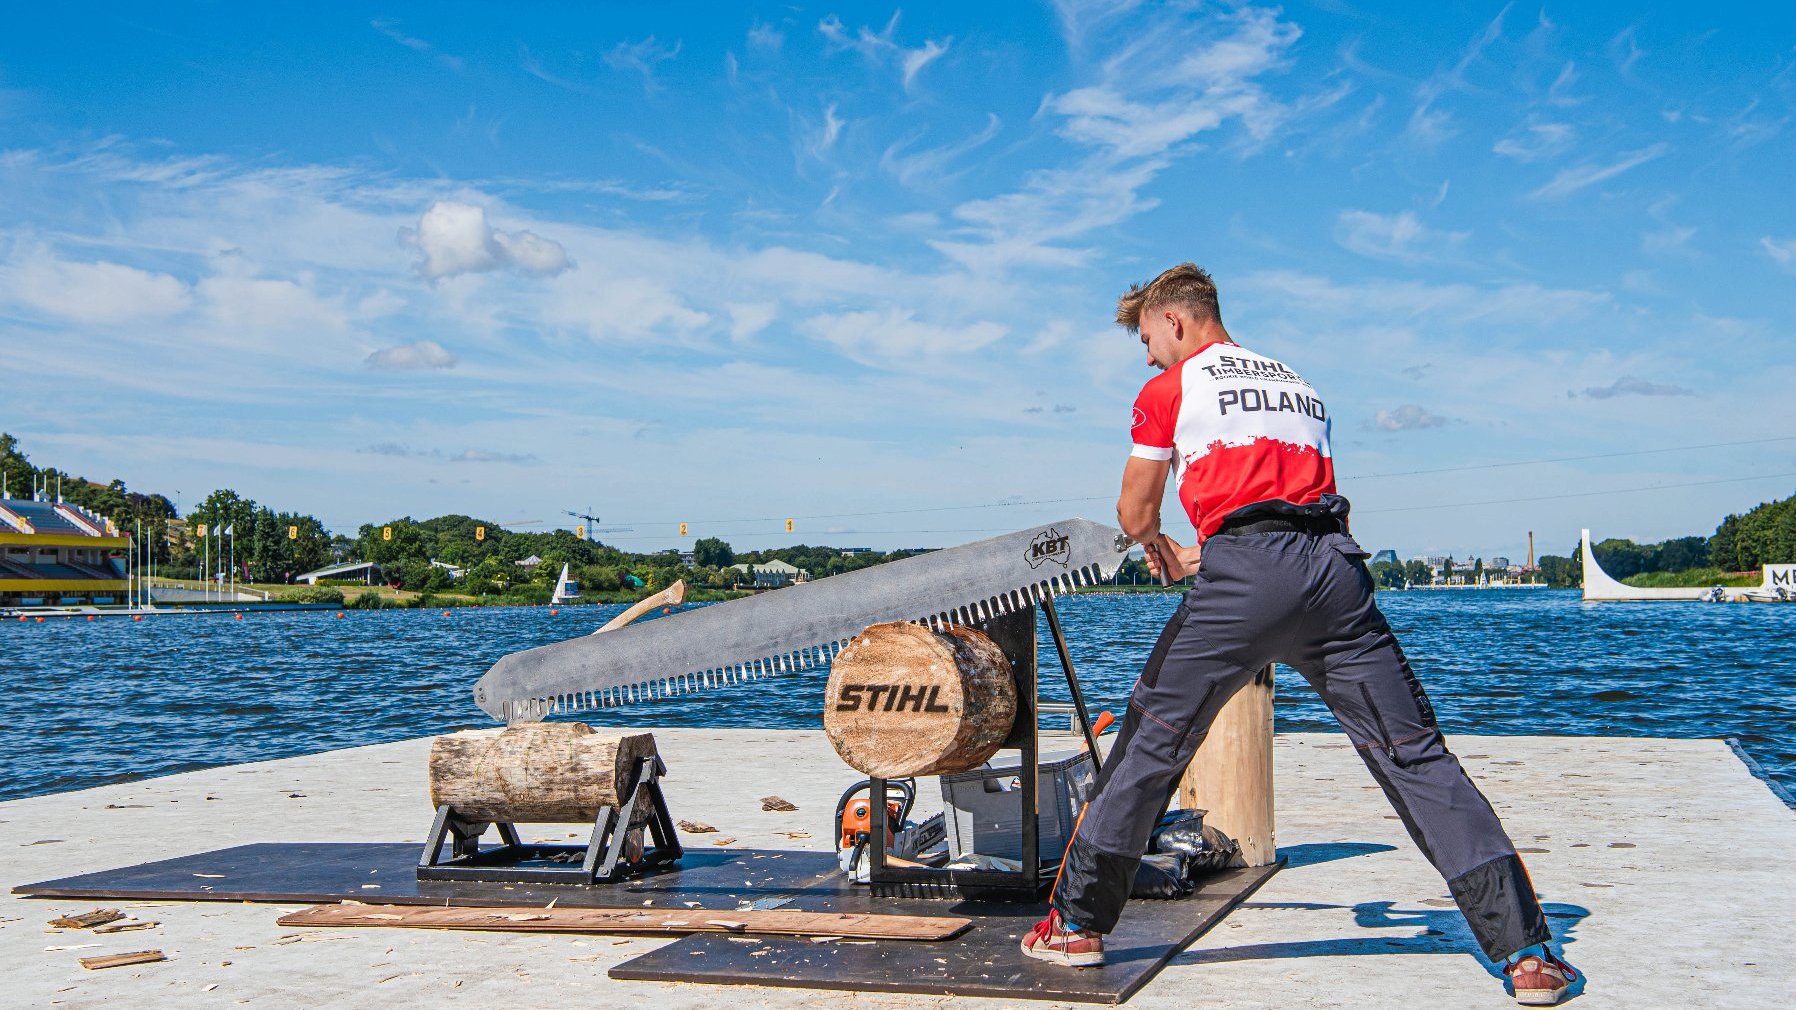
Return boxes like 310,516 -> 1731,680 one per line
1020,264 -> 1580,1006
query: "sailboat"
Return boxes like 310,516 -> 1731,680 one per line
551,563 -> 581,605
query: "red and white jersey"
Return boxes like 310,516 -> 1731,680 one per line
1129,341 -> 1335,542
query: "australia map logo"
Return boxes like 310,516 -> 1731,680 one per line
1027,527 -> 1071,569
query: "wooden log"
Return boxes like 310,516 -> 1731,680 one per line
1177,664 -> 1276,866
277,903 -> 972,941
428,723 -> 658,824
824,622 -> 1016,779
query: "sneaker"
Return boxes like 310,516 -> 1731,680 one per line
1504,951 -> 1578,1006
1020,909 -> 1105,967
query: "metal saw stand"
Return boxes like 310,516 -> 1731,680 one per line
864,595 -> 1104,900
416,755 -> 682,886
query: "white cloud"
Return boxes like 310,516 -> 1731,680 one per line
365,339 -> 458,371
726,302 -> 778,341
1493,120 -> 1575,162
604,36 -> 681,93
746,22 -> 783,51
1761,236 -> 1796,274
402,201 -> 571,279
1641,225 -> 1696,255
0,249 -> 191,324
1334,210 -> 1468,263
1529,143 -> 1669,200
1572,376 -> 1692,399
801,307 -> 1006,364
197,273 -> 345,334
817,12 -> 951,92
1371,405 -> 1450,431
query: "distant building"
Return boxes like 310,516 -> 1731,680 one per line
514,554 -> 544,568
838,547 -> 874,557
0,497 -> 129,607
1490,556 -> 1510,570
729,559 -> 810,588
1371,549 -> 1399,566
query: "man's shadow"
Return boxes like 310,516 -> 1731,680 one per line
1167,842 -> 1591,1000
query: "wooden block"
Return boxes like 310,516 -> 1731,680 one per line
1179,664 -> 1276,866
79,950 -> 166,970
49,908 -> 123,929
428,724 -> 658,823
277,903 -> 972,941
824,622 -> 1017,778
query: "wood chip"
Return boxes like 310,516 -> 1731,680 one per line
91,920 -> 158,934
760,796 -> 798,812
711,837 -> 737,846
80,950 -> 166,970
677,820 -> 717,833
49,909 -> 124,929
778,831 -> 812,839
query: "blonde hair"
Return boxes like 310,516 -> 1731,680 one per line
1115,262 -> 1221,332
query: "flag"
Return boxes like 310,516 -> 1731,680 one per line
222,524 -> 233,537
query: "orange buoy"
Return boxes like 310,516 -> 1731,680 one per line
442,610 -> 451,617
234,613 -> 243,621
662,606 -> 671,614
87,615 -> 95,621
131,615 -> 141,622
550,608 -> 559,615
337,612 -> 345,619
37,616 -> 46,622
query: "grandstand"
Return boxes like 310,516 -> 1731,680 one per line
0,498 -> 131,607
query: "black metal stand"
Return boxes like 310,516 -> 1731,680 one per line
864,599 -> 1095,901
416,755 -> 682,885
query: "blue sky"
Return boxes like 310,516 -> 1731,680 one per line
0,2 -> 1790,560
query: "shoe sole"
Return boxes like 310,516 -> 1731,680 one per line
1019,939 -> 1105,968
1513,988 -> 1565,1006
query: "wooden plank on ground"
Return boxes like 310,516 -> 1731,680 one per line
277,903 -> 971,941
79,950 -> 166,970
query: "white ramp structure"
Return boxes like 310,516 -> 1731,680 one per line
1582,529 -> 1795,603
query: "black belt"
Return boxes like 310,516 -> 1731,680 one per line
1215,515 -> 1343,537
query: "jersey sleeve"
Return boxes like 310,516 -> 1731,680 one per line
1129,375 -> 1176,461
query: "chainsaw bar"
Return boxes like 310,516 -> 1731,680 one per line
474,518 -> 1130,723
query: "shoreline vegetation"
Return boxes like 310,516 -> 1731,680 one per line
4,434 -> 1791,605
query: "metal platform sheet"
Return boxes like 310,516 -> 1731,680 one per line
11,842 -> 837,908
610,861 -> 1282,1004
14,843 -> 1279,1004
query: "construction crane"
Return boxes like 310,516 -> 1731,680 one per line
564,507 -> 633,543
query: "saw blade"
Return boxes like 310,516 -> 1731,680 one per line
473,518 -> 1130,723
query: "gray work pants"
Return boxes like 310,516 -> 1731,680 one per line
1051,530 -> 1550,961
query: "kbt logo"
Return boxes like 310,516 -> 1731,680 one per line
1027,527 -> 1071,569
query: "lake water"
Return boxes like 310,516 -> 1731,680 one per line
2,590 -> 1791,804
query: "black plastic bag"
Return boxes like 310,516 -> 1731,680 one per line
1130,853 -> 1194,898
1151,808 -> 1239,877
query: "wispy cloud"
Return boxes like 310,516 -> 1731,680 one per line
1571,376 -> 1692,399
1761,236 -> 1796,274
1370,405 -> 1451,431
1334,209 -> 1468,263
1493,119 -> 1574,162
1405,5 -> 1508,145
817,12 -> 952,92
365,339 -> 457,371
370,17 -> 464,72
1529,143 -> 1669,199
604,36 -> 681,94
0,247 -> 191,324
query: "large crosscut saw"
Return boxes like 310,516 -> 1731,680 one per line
474,518 -> 1131,724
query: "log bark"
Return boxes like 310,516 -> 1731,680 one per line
1177,664 -> 1276,866
824,622 -> 1016,779
428,723 -> 658,824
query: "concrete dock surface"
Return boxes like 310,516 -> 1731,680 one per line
5,728 -> 1793,1009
